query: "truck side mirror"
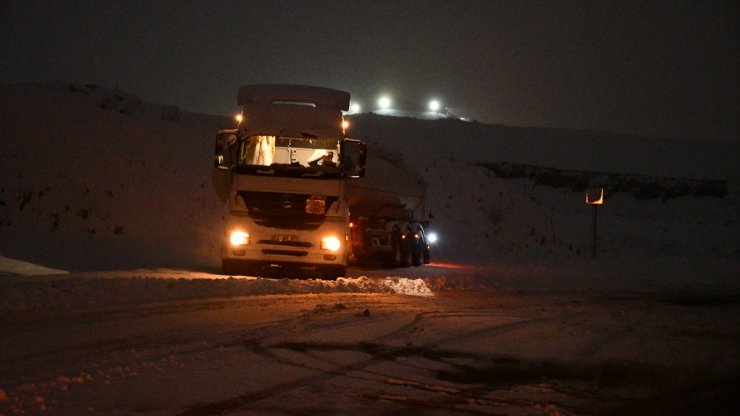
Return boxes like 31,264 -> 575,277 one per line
341,139 -> 366,178
214,154 -> 225,169
358,142 -> 367,166
355,142 -> 366,178
213,131 -> 238,201
214,131 -> 238,170
354,165 -> 366,178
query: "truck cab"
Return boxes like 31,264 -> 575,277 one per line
213,85 -> 366,278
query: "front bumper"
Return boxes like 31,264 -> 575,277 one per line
221,215 -> 348,267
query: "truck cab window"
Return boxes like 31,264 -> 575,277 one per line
239,135 -> 340,171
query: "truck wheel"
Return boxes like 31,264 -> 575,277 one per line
321,265 -> 346,280
222,259 -> 261,277
223,258 -> 248,275
222,258 -> 234,275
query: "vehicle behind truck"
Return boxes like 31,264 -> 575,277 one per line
213,84 -> 432,278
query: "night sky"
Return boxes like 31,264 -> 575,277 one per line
1,0 -> 738,142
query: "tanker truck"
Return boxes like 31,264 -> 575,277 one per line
213,84 -> 432,278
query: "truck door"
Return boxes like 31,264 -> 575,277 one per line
212,130 -> 238,201
341,139 -> 366,178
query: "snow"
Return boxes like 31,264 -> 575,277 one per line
1,81 -> 739,414
0,255 -> 67,276
2,81 -> 737,276
1,80 -> 738,306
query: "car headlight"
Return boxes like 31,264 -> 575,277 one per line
426,232 -> 438,244
229,230 -> 250,246
320,236 -> 341,251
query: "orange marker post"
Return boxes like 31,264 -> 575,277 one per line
585,187 -> 605,257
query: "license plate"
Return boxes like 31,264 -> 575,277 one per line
305,197 -> 326,214
273,234 -> 298,242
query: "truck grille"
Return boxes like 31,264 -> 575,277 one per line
258,240 -> 313,248
261,249 -> 308,257
253,218 -> 323,231
238,191 -> 338,231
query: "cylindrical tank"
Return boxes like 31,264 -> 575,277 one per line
344,142 -> 427,221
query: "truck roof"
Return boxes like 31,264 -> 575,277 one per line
237,84 -> 350,111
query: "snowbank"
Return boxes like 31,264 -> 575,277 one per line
0,271 -> 434,314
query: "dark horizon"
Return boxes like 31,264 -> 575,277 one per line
1,0 -> 738,142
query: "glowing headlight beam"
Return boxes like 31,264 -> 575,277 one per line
321,236 -> 341,251
229,230 -> 250,246
426,232 -> 438,244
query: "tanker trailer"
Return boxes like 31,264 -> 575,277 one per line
345,143 -> 432,268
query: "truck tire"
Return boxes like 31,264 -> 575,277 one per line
400,229 -> 413,268
411,233 -> 425,267
222,258 -> 234,275
383,228 -> 403,268
321,265 -> 346,280
222,259 -> 261,277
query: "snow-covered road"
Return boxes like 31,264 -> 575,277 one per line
2,267 -> 739,415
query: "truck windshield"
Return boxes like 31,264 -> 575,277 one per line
236,135 -> 341,177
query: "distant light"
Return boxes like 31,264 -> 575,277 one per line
235,113 -> 243,125
342,119 -> 350,131
378,96 -> 392,109
349,103 -> 361,113
428,99 -> 441,112
585,187 -> 605,205
426,232 -> 438,244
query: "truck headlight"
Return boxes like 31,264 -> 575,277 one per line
320,236 -> 341,251
229,230 -> 250,246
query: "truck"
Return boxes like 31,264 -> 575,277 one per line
213,84 -> 432,278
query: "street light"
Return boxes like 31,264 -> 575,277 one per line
377,96 -> 392,109
428,99 -> 441,112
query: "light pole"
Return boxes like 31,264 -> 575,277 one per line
585,187 -> 605,257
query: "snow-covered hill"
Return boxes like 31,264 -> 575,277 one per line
1,81 -> 738,273
349,111 -> 740,262
0,82 -> 228,271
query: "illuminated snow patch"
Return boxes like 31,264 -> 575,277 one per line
0,255 -> 68,276
383,277 -> 434,297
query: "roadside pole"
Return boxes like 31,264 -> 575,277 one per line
585,188 -> 605,257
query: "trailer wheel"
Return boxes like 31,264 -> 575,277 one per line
423,242 -> 431,264
383,228 -> 403,268
411,232 -> 425,267
400,228 -> 413,268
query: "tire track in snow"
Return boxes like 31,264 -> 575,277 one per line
175,308 -> 552,415
175,315 -> 426,416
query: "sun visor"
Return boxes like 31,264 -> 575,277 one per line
241,103 -> 345,138
237,84 -> 350,111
